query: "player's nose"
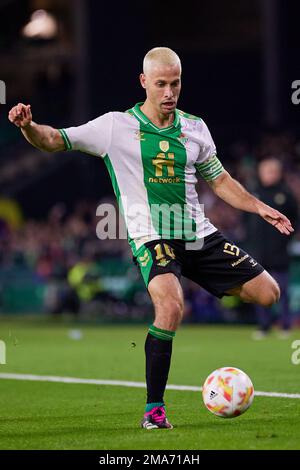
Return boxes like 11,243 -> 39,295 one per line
163,85 -> 174,98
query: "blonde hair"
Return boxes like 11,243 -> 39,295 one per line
143,47 -> 181,75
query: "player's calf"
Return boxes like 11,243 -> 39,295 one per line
257,278 -> 280,307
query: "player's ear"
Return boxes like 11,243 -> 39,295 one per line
139,73 -> 146,89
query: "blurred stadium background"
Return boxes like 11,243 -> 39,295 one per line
1,0 -> 300,452
0,0 -> 300,328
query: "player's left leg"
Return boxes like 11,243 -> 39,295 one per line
272,271 -> 292,336
224,270 -> 280,307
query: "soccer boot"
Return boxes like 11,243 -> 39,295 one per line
141,406 -> 173,430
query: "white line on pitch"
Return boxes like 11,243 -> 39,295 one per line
0,373 -> 299,399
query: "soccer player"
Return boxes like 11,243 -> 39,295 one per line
9,47 -> 294,430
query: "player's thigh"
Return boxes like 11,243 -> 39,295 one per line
225,270 -> 280,307
134,240 -> 182,294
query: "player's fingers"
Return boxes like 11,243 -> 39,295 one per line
272,208 -> 293,227
9,106 -> 26,127
10,114 -> 21,127
17,103 -> 26,116
15,107 -> 21,116
25,105 -> 32,120
9,110 -> 17,121
14,113 -> 22,124
280,214 -> 292,226
281,225 -> 290,235
285,224 -> 294,233
283,227 -> 292,235
283,219 -> 294,231
8,107 -> 17,118
277,214 -> 294,232
274,222 -> 287,235
276,221 -> 293,235
270,217 -> 286,233
15,109 -> 22,120
268,207 -> 293,230
9,108 -> 20,123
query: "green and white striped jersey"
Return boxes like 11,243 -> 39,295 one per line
61,102 -> 224,255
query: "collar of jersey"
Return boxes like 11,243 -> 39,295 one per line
132,102 -> 180,132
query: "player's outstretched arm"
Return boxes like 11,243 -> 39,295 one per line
8,103 -> 65,152
208,170 -> 294,236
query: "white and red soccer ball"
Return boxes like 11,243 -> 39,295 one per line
202,367 -> 254,418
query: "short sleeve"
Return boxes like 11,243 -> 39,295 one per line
60,112 -> 113,157
195,120 -> 225,181
196,119 -> 217,164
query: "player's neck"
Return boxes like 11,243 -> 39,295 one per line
140,101 -> 174,129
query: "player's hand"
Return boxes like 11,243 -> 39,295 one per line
258,204 -> 294,235
8,103 -> 32,128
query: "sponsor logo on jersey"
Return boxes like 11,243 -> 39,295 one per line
231,254 -> 249,268
151,141 -> 180,183
135,131 -> 146,141
148,176 -> 181,184
249,258 -> 258,268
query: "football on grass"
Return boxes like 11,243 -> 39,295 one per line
202,367 -> 254,418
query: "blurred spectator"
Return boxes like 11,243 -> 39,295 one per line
245,157 -> 299,338
0,198 -> 23,229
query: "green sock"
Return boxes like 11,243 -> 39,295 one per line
148,324 -> 176,341
145,325 -> 176,411
145,402 -> 165,412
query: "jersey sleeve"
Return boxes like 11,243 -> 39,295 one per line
195,119 -> 224,181
59,112 -> 113,157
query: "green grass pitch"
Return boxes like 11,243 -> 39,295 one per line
0,318 -> 300,450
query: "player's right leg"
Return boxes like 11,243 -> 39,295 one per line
142,273 -> 184,429
133,240 -> 184,429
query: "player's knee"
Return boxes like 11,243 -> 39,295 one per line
155,296 -> 184,330
260,281 -> 280,307
165,297 -> 184,322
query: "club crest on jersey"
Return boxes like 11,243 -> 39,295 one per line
157,258 -> 171,267
138,251 -> 151,267
159,141 -> 170,153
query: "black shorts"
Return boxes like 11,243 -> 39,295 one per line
133,231 -> 264,298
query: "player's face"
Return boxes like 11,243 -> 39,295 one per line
140,63 -> 181,115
